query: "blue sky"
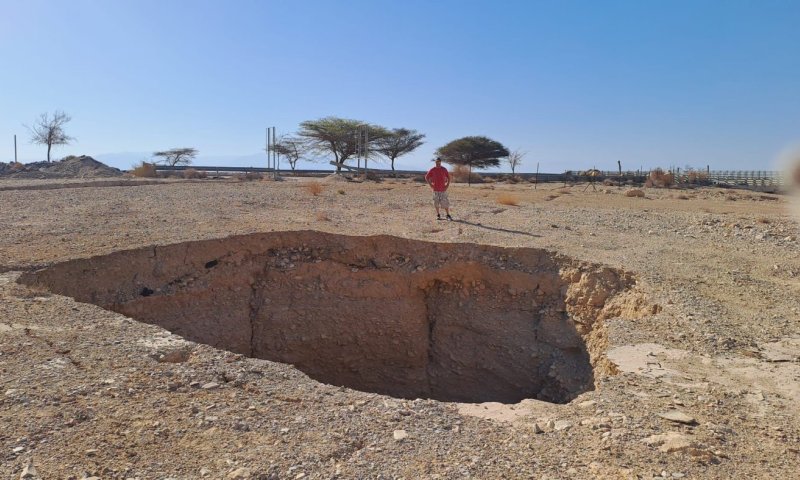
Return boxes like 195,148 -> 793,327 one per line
1,0 -> 798,172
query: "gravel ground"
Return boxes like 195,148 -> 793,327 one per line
1,177 -> 799,479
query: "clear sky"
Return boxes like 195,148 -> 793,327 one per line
1,0 -> 798,172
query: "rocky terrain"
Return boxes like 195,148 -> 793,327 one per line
1,177 -> 799,479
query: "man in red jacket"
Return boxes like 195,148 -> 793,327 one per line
425,157 -> 453,221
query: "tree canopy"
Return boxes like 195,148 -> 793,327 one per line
153,148 -> 198,167
435,136 -> 509,170
26,110 -> 74,162
375,128 -> 425,172
298,117 -> 390,173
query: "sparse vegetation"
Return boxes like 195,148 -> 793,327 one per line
337,189 -> 346,195
645,168 -> 675,188
131,162 -> 157,178
625,189 -> 645,197
306,181 -> 324,196
496,193 -> 520,206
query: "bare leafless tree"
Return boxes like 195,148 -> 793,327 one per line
26,110 -> 75,162
153,148 -> 198,167
507,149 -> 526,175
269,135 -> 309,170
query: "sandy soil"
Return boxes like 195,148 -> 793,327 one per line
1,177 -> 799,479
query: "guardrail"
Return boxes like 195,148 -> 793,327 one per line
152,165 -> 784,191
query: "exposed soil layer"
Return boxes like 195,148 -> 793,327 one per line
19,230 -> 635,404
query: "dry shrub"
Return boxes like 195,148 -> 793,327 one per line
676,194 -> 690,200
645,168 -> 674,188
131,162 -> 157,178
451,165 -> 484,183
412,175 -> 427,183
337,189 -> 346,195
685,169 -> 710,184
9,162 -> 25,172
545,194 -> 560,201
497,193 -> 520,206
306,181 -> 324,196
756,217 -> 771,224
625,189 -> 645,198
183,168 -> 207,179
234,172 -> 263,181
315,212 -> 331,221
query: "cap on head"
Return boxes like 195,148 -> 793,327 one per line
435,157 -> 442,163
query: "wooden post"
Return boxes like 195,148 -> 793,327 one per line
534,162 -> 539,190
14,134 -> 17,163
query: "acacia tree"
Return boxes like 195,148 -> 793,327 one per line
375,128 -> 425,174
153,147 -> 198,166
27,110 -> 74,162
507,149 -> 526,175
435,136 -> 510,185
270,135 -> 308,170
298,117 -> 390,173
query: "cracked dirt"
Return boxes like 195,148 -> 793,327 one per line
1,178 -> 799,479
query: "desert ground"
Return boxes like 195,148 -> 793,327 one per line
1,175 -> 799,479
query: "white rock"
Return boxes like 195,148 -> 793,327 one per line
12,446 -> 24,453
199,468 -> 211,477
657,410 -> 697,425
226,467 -> 251,479
19,463 -> 37,479
643,432 -> 694,453
393,429 -> 408,441
201,382 -> 220,390
532,423 -> 543,434
577,400 -> 597,409
554,420 -> 572,431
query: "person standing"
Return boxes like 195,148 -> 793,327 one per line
425,157 -> 453,221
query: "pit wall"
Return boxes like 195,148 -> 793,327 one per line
19,231 -> 638,403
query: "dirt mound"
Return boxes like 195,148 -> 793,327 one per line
0,155 -> 122,179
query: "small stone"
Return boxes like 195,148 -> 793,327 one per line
12,446 -> 24,453
295,474 -> 306,479
19,463 -> 37,479
657,410 -> 697,425
577,400 -> 597,409
227,467 -> 251,479
201,382 -> 220,390
199,468 -> 211,477
532,423 -> 543,434
553,420 -> 572,431
393,429 -> 408,441
672,473 -> 686,479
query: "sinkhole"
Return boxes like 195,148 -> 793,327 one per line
19,231 -> 636,404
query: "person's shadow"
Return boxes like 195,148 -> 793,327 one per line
452,219 -> 541,237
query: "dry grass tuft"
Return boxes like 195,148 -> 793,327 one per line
337,189 -> 346,195
496,193 -> 520,206
625,189 -> 645,198
183,168 -> 207,179
306,181 -> 324,196
131,162 -> 157,178
756,217 -> 771,224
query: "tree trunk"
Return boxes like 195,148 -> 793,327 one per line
47,143 -> 52,162
468,163 -> 472,186
391,158 -> 396,177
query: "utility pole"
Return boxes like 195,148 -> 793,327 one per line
14,134 -> 18,163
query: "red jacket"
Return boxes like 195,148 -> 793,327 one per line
425,166 -> 450,192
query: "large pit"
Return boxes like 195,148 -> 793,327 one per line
19,231 -> 635,404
